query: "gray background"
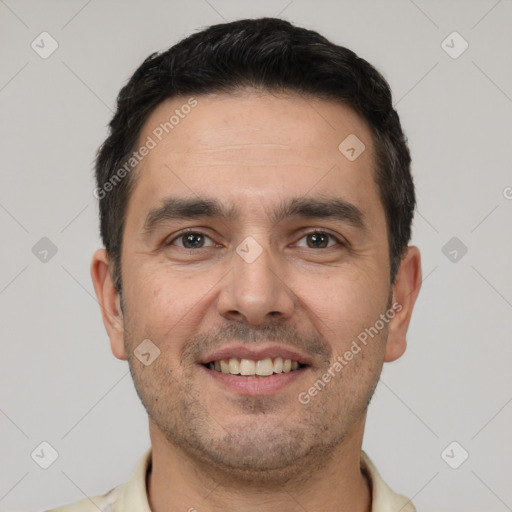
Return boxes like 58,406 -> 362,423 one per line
1,0 -> 511,510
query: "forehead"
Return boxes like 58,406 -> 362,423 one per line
127,91 -> 380,225
141,90 -> 373,159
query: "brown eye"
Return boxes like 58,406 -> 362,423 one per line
168,232 -> 215,249
307,232 -> 329,248
296,231 -> 341,249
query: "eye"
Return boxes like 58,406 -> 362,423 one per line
165,229 -> 344,250
167,231 -> 216,249
295,230 -> 343,249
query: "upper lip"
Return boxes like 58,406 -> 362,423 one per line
199,345 -> 312,366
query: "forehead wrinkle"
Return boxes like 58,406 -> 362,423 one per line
159,143 -> 324,155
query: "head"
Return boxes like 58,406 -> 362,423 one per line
91,17 -> 421,483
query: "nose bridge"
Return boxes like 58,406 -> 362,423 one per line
218,235 -> 295,325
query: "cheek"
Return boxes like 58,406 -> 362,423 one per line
298,267 -> 388,351
125,266 -> 216,348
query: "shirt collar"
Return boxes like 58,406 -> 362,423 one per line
360,449 -> 416,512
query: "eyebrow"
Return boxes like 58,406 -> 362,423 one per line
142,195 -> 367,238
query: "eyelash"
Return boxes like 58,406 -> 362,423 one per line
165,229 -> 345,249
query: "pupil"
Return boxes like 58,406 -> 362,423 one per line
308,233 -> 327,248
184,233 -> 203,248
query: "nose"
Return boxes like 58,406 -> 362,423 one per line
217,241 -> 296,326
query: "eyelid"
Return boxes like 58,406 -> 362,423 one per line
166,228 -> 218,248
293,229 -> 346,248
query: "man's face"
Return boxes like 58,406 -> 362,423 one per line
112,91 -> 397,477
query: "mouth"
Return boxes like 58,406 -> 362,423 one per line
203,357 -> 308,377
199,349 -> 311,395
198,345 -> 312,395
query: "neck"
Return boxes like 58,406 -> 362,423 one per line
146,417 -> 372,512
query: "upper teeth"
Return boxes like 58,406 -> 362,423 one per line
208,357 -> 300,376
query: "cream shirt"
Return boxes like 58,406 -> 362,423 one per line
46,448 -> 416,512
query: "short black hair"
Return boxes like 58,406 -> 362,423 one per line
94,17 -> 415,293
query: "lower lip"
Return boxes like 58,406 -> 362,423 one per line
200,365 -> 308,395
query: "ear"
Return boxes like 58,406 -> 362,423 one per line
384,246 -> 422,363
90,248 -> 127,360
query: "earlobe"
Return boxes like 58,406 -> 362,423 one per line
384,246 -> 422,363
90,248 -> 127,361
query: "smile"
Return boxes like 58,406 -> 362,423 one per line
204,357 -> 307,377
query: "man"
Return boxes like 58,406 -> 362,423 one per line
49,17 -> 422,512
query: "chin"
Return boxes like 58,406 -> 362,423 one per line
178,418 -> 339,484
